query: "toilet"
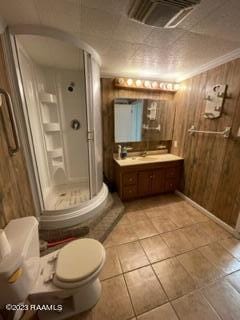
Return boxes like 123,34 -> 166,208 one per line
0,217 -> 106,319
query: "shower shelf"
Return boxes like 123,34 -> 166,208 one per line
43,122 -> 61,132
47,148 -> 63,158
39,92 -> 57,104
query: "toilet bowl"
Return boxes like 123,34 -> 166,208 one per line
0,217 -> 106,320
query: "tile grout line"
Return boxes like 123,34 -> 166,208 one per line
99,195 -> 240,319
114,244 -> 138,319
138,237 -> 173,309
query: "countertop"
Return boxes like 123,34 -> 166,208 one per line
114,153 -> 184,167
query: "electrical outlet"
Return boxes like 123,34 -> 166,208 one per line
173,140 -> 178,148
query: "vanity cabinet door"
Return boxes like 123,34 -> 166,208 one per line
152,169 -> 165,194
138,170 -> 153,197
123,172 -> 137,186
165,179 -> 177,192
123,185 -> 138,199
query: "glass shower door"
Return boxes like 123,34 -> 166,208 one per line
14,34 -> 91,211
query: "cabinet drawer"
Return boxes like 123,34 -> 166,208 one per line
165,179 -> 177,192
166,167 -> 179,179
123,185 -> 137,200
123,172 -> 137,186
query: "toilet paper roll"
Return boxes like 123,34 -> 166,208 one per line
0,229 -> 11,261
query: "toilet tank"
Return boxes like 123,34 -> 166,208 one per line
0,217 -> 40,307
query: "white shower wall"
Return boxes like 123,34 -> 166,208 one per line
57,69 -> 89,184
40,67 -> 89,184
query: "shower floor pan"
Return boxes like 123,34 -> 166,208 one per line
45,182 -> 90,210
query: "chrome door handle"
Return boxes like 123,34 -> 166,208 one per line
0,88 -> 20,156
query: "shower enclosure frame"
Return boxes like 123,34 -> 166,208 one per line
2,25 -> 108,230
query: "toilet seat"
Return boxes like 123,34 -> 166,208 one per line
54,239 -> 105,286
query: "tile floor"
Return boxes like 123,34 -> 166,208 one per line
71,194 -> 240,320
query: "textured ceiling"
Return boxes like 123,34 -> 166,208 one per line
0,0 -> 240,81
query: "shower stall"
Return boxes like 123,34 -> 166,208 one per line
5,26 -> 108,229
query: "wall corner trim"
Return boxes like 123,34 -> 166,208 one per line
175,190 -> 237,236
178,48 -> 240,82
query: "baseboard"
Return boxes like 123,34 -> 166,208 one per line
175,190 -> 240,239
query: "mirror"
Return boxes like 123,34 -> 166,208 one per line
114,98 -> 175,143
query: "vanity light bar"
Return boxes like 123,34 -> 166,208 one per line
114,77 -> 180,92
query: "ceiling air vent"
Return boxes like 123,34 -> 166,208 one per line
128,0 -> 201,28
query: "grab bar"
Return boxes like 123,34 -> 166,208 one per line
188,125 -> 231,139
0,88 -> 20,155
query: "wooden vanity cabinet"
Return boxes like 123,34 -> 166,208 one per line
114,160 -> 183,201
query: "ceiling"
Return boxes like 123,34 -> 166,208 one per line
1,0 -> 240,81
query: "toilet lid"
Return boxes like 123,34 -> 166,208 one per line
55,239 -> 104,282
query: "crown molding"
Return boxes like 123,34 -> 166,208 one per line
0,16 -> 6,34
177,47 -> 240,82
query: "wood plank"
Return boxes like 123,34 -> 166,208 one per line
0,37 -> 35,228
171,58 -> 240,227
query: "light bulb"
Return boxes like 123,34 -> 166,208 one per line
152,81 -> 158,89
144,80 -> 151,88
127,78 -> 133,86
159,83 -> 165,89
136,80 -> 142,87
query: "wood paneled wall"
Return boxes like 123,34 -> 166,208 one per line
101,78 -> 175,185
0,36 -> 35,228
172,59 -> 240,227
